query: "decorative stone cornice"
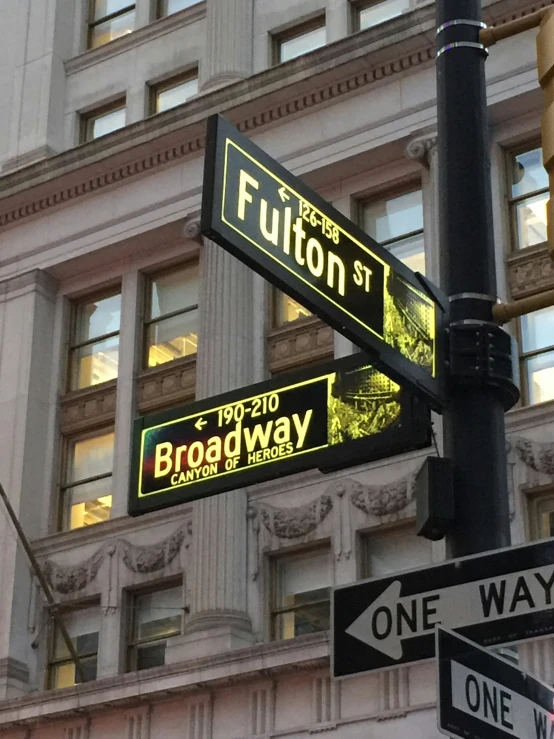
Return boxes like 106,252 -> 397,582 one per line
0,269 -> 58,301
510,437 -> 554,476
252,495 -> 334,539
60,383 -> 117,435
506,245 -> 554,299
182,215 -> 203,245
267,317 -> 334,374
350,468 -> 419,517
137,356 -> 196,414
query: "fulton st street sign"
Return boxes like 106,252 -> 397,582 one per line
332,538 -> 554,678
128,354 -> 430,516
201,115 -> 446,409
437,627 -> 554,739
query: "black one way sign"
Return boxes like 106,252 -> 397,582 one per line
332,538 -> 554,678
201,115 -> 445,410
437,627 -> 554,739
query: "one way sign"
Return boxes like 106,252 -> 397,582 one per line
437,627 -> 554,739
332,538 -> 554,678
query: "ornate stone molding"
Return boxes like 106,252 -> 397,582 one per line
60,383 -> 117,434
404,134 -> 437,168
349,469 -> 419,517
251,495 -> 334,539
267,317 -> 334,374
182,215 -> 203,245
506,246 -> 554,299
511,437 -> 554,476
43,524 -> 189,594
137,357 -> 196,414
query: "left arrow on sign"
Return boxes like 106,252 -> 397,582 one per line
194,417 -> 207,430
278,186 -> 290,202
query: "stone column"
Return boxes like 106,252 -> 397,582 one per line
168,240 -> 257,661
0,270 -> 58,697
201,0 -> 254,91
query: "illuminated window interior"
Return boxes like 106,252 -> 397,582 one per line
158,0 -> 200,17
364,525 -> 432,578
273,290 -> 312,327
510,147 -> 549,250
272,550 -> 331,640
356,0 -> 411,31
363,188 -> 425,275
69,292 -> 121,389
529,493 -> 554,540
153,73 -> 198,114
520,306 -> 554,406
275,19 -> 326,64
128,585 -> 182,671
49,606 -> 100,689
82,103 -> 126,142
62,432 -> 114,531
145,263 -> 199,368
88,0 -> 135,49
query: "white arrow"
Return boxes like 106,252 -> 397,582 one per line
194,417 -> 207,430
345,562 -> 554,660
278,186 -> 290,202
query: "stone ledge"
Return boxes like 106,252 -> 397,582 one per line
0,633 -> 329,728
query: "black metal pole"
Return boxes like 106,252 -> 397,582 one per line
436,0 -> 517,557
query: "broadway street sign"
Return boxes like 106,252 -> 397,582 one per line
128,354 -> 430,515
332,538 -> 554,678
437,627 -> 554,739
201,115 -> 446,409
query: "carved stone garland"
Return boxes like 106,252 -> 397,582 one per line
43,523 -> 190,595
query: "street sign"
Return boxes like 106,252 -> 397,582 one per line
437,627 -> 554,739
128,354 -> 430,516
201,115 -> 446,410
332,538 -> 554,678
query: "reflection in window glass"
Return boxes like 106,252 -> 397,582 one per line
273,550 -> 331,640
510,148 -> 549,250
128,586 -> 182,671
70,292 -> 121,389
154,76 -> 198,114
88,0 -> 135,49
365,526 -> 432,578
63,433 -> 114,530
278,24 -> 326,63
520,306 -> 554,406
49,606 -> 100,688
84,105 -> 126,142
145,264 -> 199,367
363,189 -> 425,274
158,0 -> 199,17
358,0 -> 410,30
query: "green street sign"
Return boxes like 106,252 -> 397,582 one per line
201,115 -> 446,409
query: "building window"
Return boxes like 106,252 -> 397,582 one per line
127,585 -> 183,671
151,72 -> 198,115
61,431 -> 114,531
274,18 -> 326,64
509,147 -> 549,251
362,188 -> 425,274
272,549 -> 331,640
520,306 -> 554,405
144,263 -> 199,368
88,0 -> 135,49
81,102 -> 126,142
528,492 -> 554,539
363,525 -> 432,578
69,290 -> 121,389
158,0 -> 200,17
353,0 -> 410,32
272,290 -> 312,327
48,605 -> 100,688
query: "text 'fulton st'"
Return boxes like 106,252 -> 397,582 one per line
346,563 -> 554,660
221,140 -> 386,338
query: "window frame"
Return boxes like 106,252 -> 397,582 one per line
58,427 -> 115,532
527,487 -> 554,540
360,521 -> 431,580
157,0 -> 200,19
350,0 -> 411,33
518,308 -> 554,406
149,70 -> 199,116
80,100 -> 127,144
142,261 -> 199,369
47,601 -> 101,690
272,15 -> 326,66
270,546 -> 332,641
87,0 -> 136,49
126,581 -> 184,672
506,143 -> 550,254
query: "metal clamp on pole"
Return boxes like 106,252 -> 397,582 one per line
436,18 -> 488,58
